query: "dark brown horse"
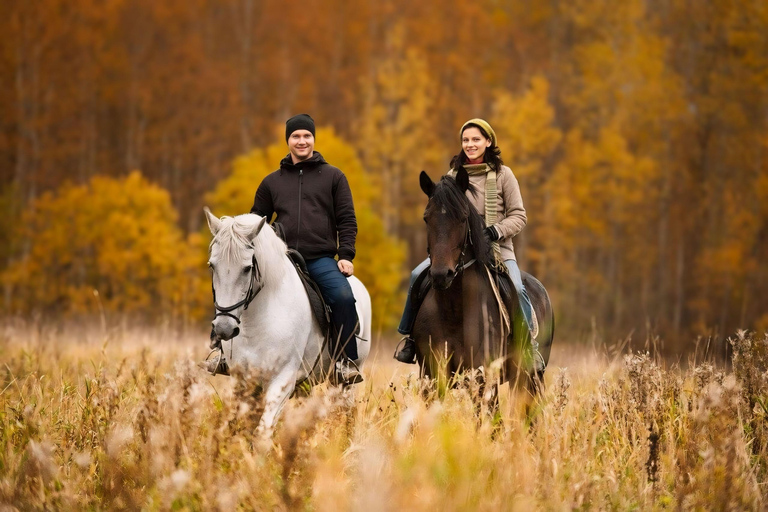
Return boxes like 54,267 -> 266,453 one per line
412,168 -> 554,395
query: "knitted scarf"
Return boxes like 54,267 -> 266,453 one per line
449,164 -> 501,263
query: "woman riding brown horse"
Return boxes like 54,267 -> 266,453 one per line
407,168 -> 554,392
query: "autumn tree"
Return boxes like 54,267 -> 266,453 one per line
492,76 -> 562,271
1,172 -> 204,323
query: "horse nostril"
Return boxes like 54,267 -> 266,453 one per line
232,327 -> 240,338
446,268 -> 456,279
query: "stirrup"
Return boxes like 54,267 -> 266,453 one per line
334,358 -> 363,385
198,348 -> 230,376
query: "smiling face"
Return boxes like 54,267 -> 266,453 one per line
461,126 -> 491,163
287,129 -> 315,163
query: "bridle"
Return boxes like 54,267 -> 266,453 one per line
456,218 -> 477,274
211,252 -> 264,324
426,211 -> 477,279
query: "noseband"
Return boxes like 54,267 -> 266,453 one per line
211,252 -> 264,324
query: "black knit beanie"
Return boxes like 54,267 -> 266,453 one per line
285,114 -> 316,141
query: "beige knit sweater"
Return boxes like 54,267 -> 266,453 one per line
449,165 -> 527,261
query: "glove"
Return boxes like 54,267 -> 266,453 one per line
484,225 -> 500,242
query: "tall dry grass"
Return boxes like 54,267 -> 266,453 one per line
1,324 -> 766,510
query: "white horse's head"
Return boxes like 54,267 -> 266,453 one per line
204,207 -> 267,342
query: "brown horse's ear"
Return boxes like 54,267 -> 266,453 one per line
420,171 -> 436,198
454,167 -> 470,194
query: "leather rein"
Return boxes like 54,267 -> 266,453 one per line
457,219 -> 477,273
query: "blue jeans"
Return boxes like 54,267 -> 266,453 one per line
397,258 -> 431,335
504,259 -> 534,334
397,258 -> 534,336
306,257 -> 358,360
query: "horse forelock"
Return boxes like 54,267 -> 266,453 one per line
427,176 -> 469,221
427,176 -> 493,266
209,214 -> 289,284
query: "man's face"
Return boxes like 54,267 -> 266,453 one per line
288,130 -> 315,162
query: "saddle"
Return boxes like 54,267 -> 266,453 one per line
271,222 -> 330,333
286,248 -> 331,334
410,262 -> 538,339
274,220 -> 362,354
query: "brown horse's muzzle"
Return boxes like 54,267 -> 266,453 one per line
431,265 -> 458,290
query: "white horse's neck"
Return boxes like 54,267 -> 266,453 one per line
250,228 -> 294,294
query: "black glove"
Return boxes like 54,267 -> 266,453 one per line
484,225 -> 500,242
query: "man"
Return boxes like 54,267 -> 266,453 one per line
251,114 -> 361,384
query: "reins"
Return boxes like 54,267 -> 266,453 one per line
456,220 -> 477,274
210,245 -> 333,388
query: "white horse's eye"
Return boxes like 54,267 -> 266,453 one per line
243,267 -> 251,274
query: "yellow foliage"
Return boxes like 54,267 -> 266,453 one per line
357,28 -> 443,236
205,128 -> 406,329
493,76 -> 561,181
1,172 -> 200,322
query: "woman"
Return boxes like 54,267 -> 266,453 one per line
394,118 -> 541,370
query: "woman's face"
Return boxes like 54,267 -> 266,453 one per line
461,126 -> 492,162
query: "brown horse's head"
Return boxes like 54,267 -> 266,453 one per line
420,168 -> 491,290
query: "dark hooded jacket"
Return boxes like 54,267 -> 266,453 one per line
250,151 -> 357,261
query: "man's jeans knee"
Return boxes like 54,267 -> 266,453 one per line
306,257 -> 359,360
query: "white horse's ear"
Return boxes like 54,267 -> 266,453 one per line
249,216 -> 267,241
204,207 -> 221,235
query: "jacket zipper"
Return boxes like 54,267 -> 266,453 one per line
296,169 -> 303,251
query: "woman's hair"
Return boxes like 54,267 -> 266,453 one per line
449,122 -> 504,171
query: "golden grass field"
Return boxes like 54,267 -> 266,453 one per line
1,324 -> 767,511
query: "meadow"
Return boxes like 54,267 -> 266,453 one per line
1,323 -> 766,511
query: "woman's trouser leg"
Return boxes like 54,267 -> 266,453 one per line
504,259 -> 534,334
397,258 -> 431,335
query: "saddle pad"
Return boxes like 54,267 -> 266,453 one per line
493,267 -> 539,339
287,250 -> 330,333
286,250 -> 363,340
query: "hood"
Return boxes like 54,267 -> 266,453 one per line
279,151 -> 328,172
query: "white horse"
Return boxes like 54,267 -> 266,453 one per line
203,208 -> 372,435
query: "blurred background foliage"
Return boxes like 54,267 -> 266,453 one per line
1,0 -> 767,343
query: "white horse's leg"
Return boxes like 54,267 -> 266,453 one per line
256,366 -> 299,437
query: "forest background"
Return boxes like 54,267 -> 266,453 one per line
1,0 -> 767,352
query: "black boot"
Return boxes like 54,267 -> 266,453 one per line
394,336 -> 417,364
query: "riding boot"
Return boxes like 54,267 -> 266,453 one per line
394,336 -> 417,364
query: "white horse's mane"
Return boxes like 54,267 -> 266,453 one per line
210,214 -> 289,286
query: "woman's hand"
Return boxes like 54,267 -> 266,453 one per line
338,259 -> 354,276
484,225 -> 501,242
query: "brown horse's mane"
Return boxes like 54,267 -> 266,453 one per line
428,176 -> 494,267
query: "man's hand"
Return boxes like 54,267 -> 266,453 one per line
338,259 -> 354,276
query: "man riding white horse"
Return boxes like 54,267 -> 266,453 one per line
202,114 -> 362,384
